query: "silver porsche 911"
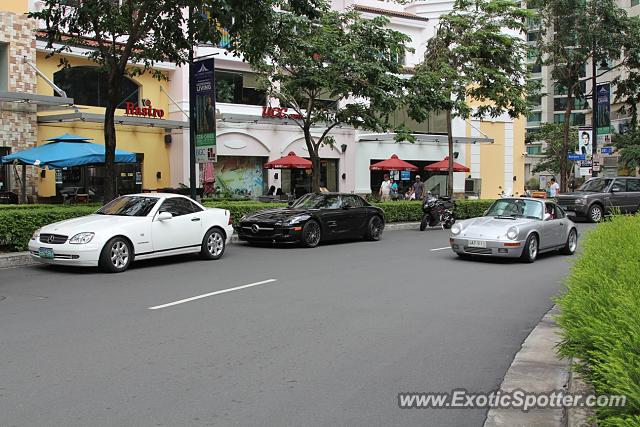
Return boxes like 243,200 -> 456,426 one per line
449,198 -> 578,262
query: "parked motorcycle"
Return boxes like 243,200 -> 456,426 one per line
420,193 -> 456,231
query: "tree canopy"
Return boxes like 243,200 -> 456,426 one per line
406,0 -> 534,196
251,9 -> 410,192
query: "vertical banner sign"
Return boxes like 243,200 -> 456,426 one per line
575,127 -> 593,177
192,58 -> 216,163
596,83 -> 611,135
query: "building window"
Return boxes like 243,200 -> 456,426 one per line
528,63 -> 542,74
554,97 -> 588,111
633,0 -> 639,7
0,42 -> 8,91
527,112 -> 542,124
527,32 -> 539,42
528,95 -> 542,109
554,112 -> 586,125
527,145 -> 542,155
215,69 -> 266,106
53,66 -> 140,109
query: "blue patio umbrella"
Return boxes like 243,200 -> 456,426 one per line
1,133 -> 137,168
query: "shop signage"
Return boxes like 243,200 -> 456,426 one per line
596,83 -> 611,135
124,99 -> 165,118
262,106 -> 303,120
191,58 -> 217,163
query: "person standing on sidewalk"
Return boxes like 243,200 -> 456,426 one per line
379,174 -> 391,201
549,177 -> 560,199
413,175 -> 424,200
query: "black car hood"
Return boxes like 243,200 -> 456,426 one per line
242,208 -> 313,223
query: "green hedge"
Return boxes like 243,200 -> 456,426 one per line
556,215 -> 640,426
0,199 -> 497,252
0,206 -> 98,251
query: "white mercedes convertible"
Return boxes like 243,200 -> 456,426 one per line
28,194 -> 233,272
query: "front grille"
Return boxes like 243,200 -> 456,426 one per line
464,247 -> 492,255
39,234 -> 68,244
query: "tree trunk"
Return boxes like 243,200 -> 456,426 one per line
303,127 -> 321,193
103,75 -> 122,202
103,104 -> 117,202
446,109 -> 454,197
560,89 -> 574,193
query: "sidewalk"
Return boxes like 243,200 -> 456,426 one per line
484,305 -> 596,427
0,221 -> 422,269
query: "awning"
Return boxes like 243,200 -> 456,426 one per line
424,157 -> 470,173
264,152 -> 312,169
1,133 -> 137,168
369,154 -> 419,171
37,111 -> 189,130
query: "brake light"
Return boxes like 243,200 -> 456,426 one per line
227,210 -> 232,225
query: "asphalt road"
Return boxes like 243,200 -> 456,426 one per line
0,224 -> 592,427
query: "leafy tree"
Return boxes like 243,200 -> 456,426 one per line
251,10 -> 410,192
612,131 -> 640,170
530,123 -> 578,176
31,0 -> 323,201
406,0 -> 533,197
536,0 -> 632,191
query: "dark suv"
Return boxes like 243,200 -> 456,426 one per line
557,177 -> 640,222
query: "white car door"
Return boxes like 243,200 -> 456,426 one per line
541,202 -> 566,249
151,197 -> 202,252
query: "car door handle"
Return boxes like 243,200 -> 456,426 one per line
191,218 -> 201,222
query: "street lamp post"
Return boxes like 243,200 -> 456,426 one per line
591,43 -> 598,178
188,6 -> 197,200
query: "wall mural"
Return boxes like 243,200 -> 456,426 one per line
215,156 -> 266,196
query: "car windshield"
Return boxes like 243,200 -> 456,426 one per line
290,194 -> 326,209
486,199 -> 543,220
578,178 -> 612,192
96,196 -> 159,217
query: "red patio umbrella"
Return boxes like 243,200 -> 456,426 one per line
424,156 -> 470,173
264,151 -> 312,169
369,154 -> 418,171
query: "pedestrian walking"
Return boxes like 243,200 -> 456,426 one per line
549,177 -> 560,199
413,175 -> 424,200
379,174 -> 391,201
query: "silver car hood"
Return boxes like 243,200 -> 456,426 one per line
458,216 -> 537,239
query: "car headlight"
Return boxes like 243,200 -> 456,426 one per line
31,228 -> 41,241
284,215 -> 308,225
506,226 -> 519,240
575,198 -> 587,205
69,232 -> 95,244
451,223 -> 462,235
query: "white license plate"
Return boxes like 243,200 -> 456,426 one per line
38,247 -> 54,259
468,240 -> 487,248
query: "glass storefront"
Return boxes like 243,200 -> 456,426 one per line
0,147 -> 10,192
56,155 -> 143,201
281,159 -> 338,197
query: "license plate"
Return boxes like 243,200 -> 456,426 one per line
38,247 -> 54,259
468,240 -> 487,248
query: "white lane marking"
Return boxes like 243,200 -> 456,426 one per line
148,279 -> 278,310
430,247 -> 451,251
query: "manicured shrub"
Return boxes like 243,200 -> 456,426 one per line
0,206 -> 97,251
556,215 -> 640,425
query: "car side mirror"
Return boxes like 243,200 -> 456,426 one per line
544,212 -> 552,221
157,211 -> 173,221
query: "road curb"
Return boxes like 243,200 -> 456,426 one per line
0,221 -> 423,269
484,305 -> 571,427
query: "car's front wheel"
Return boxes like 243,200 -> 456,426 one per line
365,215 -> 384,241
99,237 -> 132,273
521,234 -> 538,263
300,220 -> 321,248
560,228 -> 578,255
588,204 -> 604,223
201,228 -> 226,260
